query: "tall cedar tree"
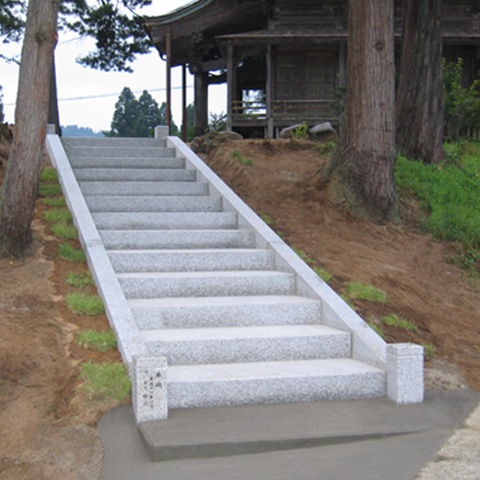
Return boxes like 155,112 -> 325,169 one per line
0,0 -> 151,257
325,0 -> 397,220
0,0 -> 60,256
396,0 -> 444,164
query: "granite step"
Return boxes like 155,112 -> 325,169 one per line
85,196 -> 221,213
93,212 -> 237,230
108,248 -> 274,273
139,325 -> 351,365
167,358 -> 386,409
100,229 -> 255,250
69,156 -> 185,169
62,137 -> 165,147
79,181 -> 208,196
129,295 -> 322,329
64,146 -> 176,158
118,270 -> 296,299
73,168 -> 196,182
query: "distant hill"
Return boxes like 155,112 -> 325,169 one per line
61,125 -> 104,138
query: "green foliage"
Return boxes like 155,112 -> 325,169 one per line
443,58 -> 480,139
38,184 -> 62,197
44,208 -> 72,223
40,197 -> 66,207
59,243 -> 86,263
313,266 -> 332,283
344,282 -> 388,303
291,122 -> 309,140
107,87 -> 179,137
66,292 -> 104,315
77,330 -> 117,352
260,213 -> 275,225
66,272 -> 95,287
422,344 -> 435,360
379,314 -> 418,332
293,247 -> 332,283
40,167 -> 58,182
368,322 -> 385,339
0,0 -> 24,44
231,149 -> 253,166
396,150 -> 480,250
312,141 -> 337,155
79,362 -> 130,402
51,223 -> 78,240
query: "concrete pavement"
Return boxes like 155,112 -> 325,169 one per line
98,389 -> 479,480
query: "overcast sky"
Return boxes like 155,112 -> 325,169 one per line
1,0 -> 226,132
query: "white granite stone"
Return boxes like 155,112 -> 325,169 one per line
132,355 -> 168,423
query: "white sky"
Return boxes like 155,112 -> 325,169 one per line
1,0 -> 226,132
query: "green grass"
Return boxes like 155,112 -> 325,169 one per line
292,247 -> 315,264
43,208 -> 72,223
59,243 -> 86,263
260,213 -> 275,225
66,271 -> 94,287
40,167 -> 58,182
51,222 -> 78,240
396,144 -> 480,249
79,362 -> 130,402
231,149 -> 253,166
422,343 -> 435,360
314,266 -> 332,283
66,292 -> 104,315
77,330 -> 117,352
38,183 -> 62,197
40,197 -> 66,207
379,314 -> 418,332
344,281 -> 388,303
368,321 -> 385,339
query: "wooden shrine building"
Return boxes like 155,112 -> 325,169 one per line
145,0 -> 480,138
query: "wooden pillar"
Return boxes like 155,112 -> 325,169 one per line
166,27 -> 172,134
266,43 -> 273,138
194,71 -> 208,137
182,63 -> 187,141
338,43 -> 347,86
226,42 -> 234,132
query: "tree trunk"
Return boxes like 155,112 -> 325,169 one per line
396,0 -> 444,164
325,0 -> 397,221
0,0 -> 60,257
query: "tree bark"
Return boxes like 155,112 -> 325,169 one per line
396,0 -> 444,164
325,0 -> 397,221
0,0 -> 60,257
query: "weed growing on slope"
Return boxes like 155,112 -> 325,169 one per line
231,149 -> 254,166
344,282 -> 388,303
44,208 -> 72,223
40,197 -> 66,207
80,362 -> 130,402
379,314 -> 418,332
59,243 -> 86,263
66,292 -> 104,315
77,330 -> 117,352
51,223 -> 78,240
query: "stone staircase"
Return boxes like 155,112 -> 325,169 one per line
46,128 -> 424,422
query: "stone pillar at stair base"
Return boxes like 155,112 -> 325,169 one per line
154,125 -> 169,139
387,343 -> 424,404
132,356 -> 168,423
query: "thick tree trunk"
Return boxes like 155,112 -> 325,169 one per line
326,0 -> 397,221
0,0 -> 60,257
396,0 -> 444,164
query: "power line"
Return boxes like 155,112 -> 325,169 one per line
4,84 -> 194,106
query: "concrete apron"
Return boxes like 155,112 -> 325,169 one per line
98,390 -> 480,480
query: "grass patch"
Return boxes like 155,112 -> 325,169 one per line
422,343 -> 435,360
59,243 -> 86,263
51,222 -> 78,240
231,149 -> 254,166
340,294 -> 357,310
344,281 -> 388,303
314,266 -> 332,283
43,208 -> 72,223
260,213 -> 275,225
66,271 -> 94,287
38,183 -> 62,197
77,330 -> 117,352
40,196 -> 66,207
40,167 -> 58,182
379,314 -> 418,332
66,292 -> 104,315
396,144 -> 480,250
79,362 -> 130,402
293,247 -> 315,264
368,321 -> 385,339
